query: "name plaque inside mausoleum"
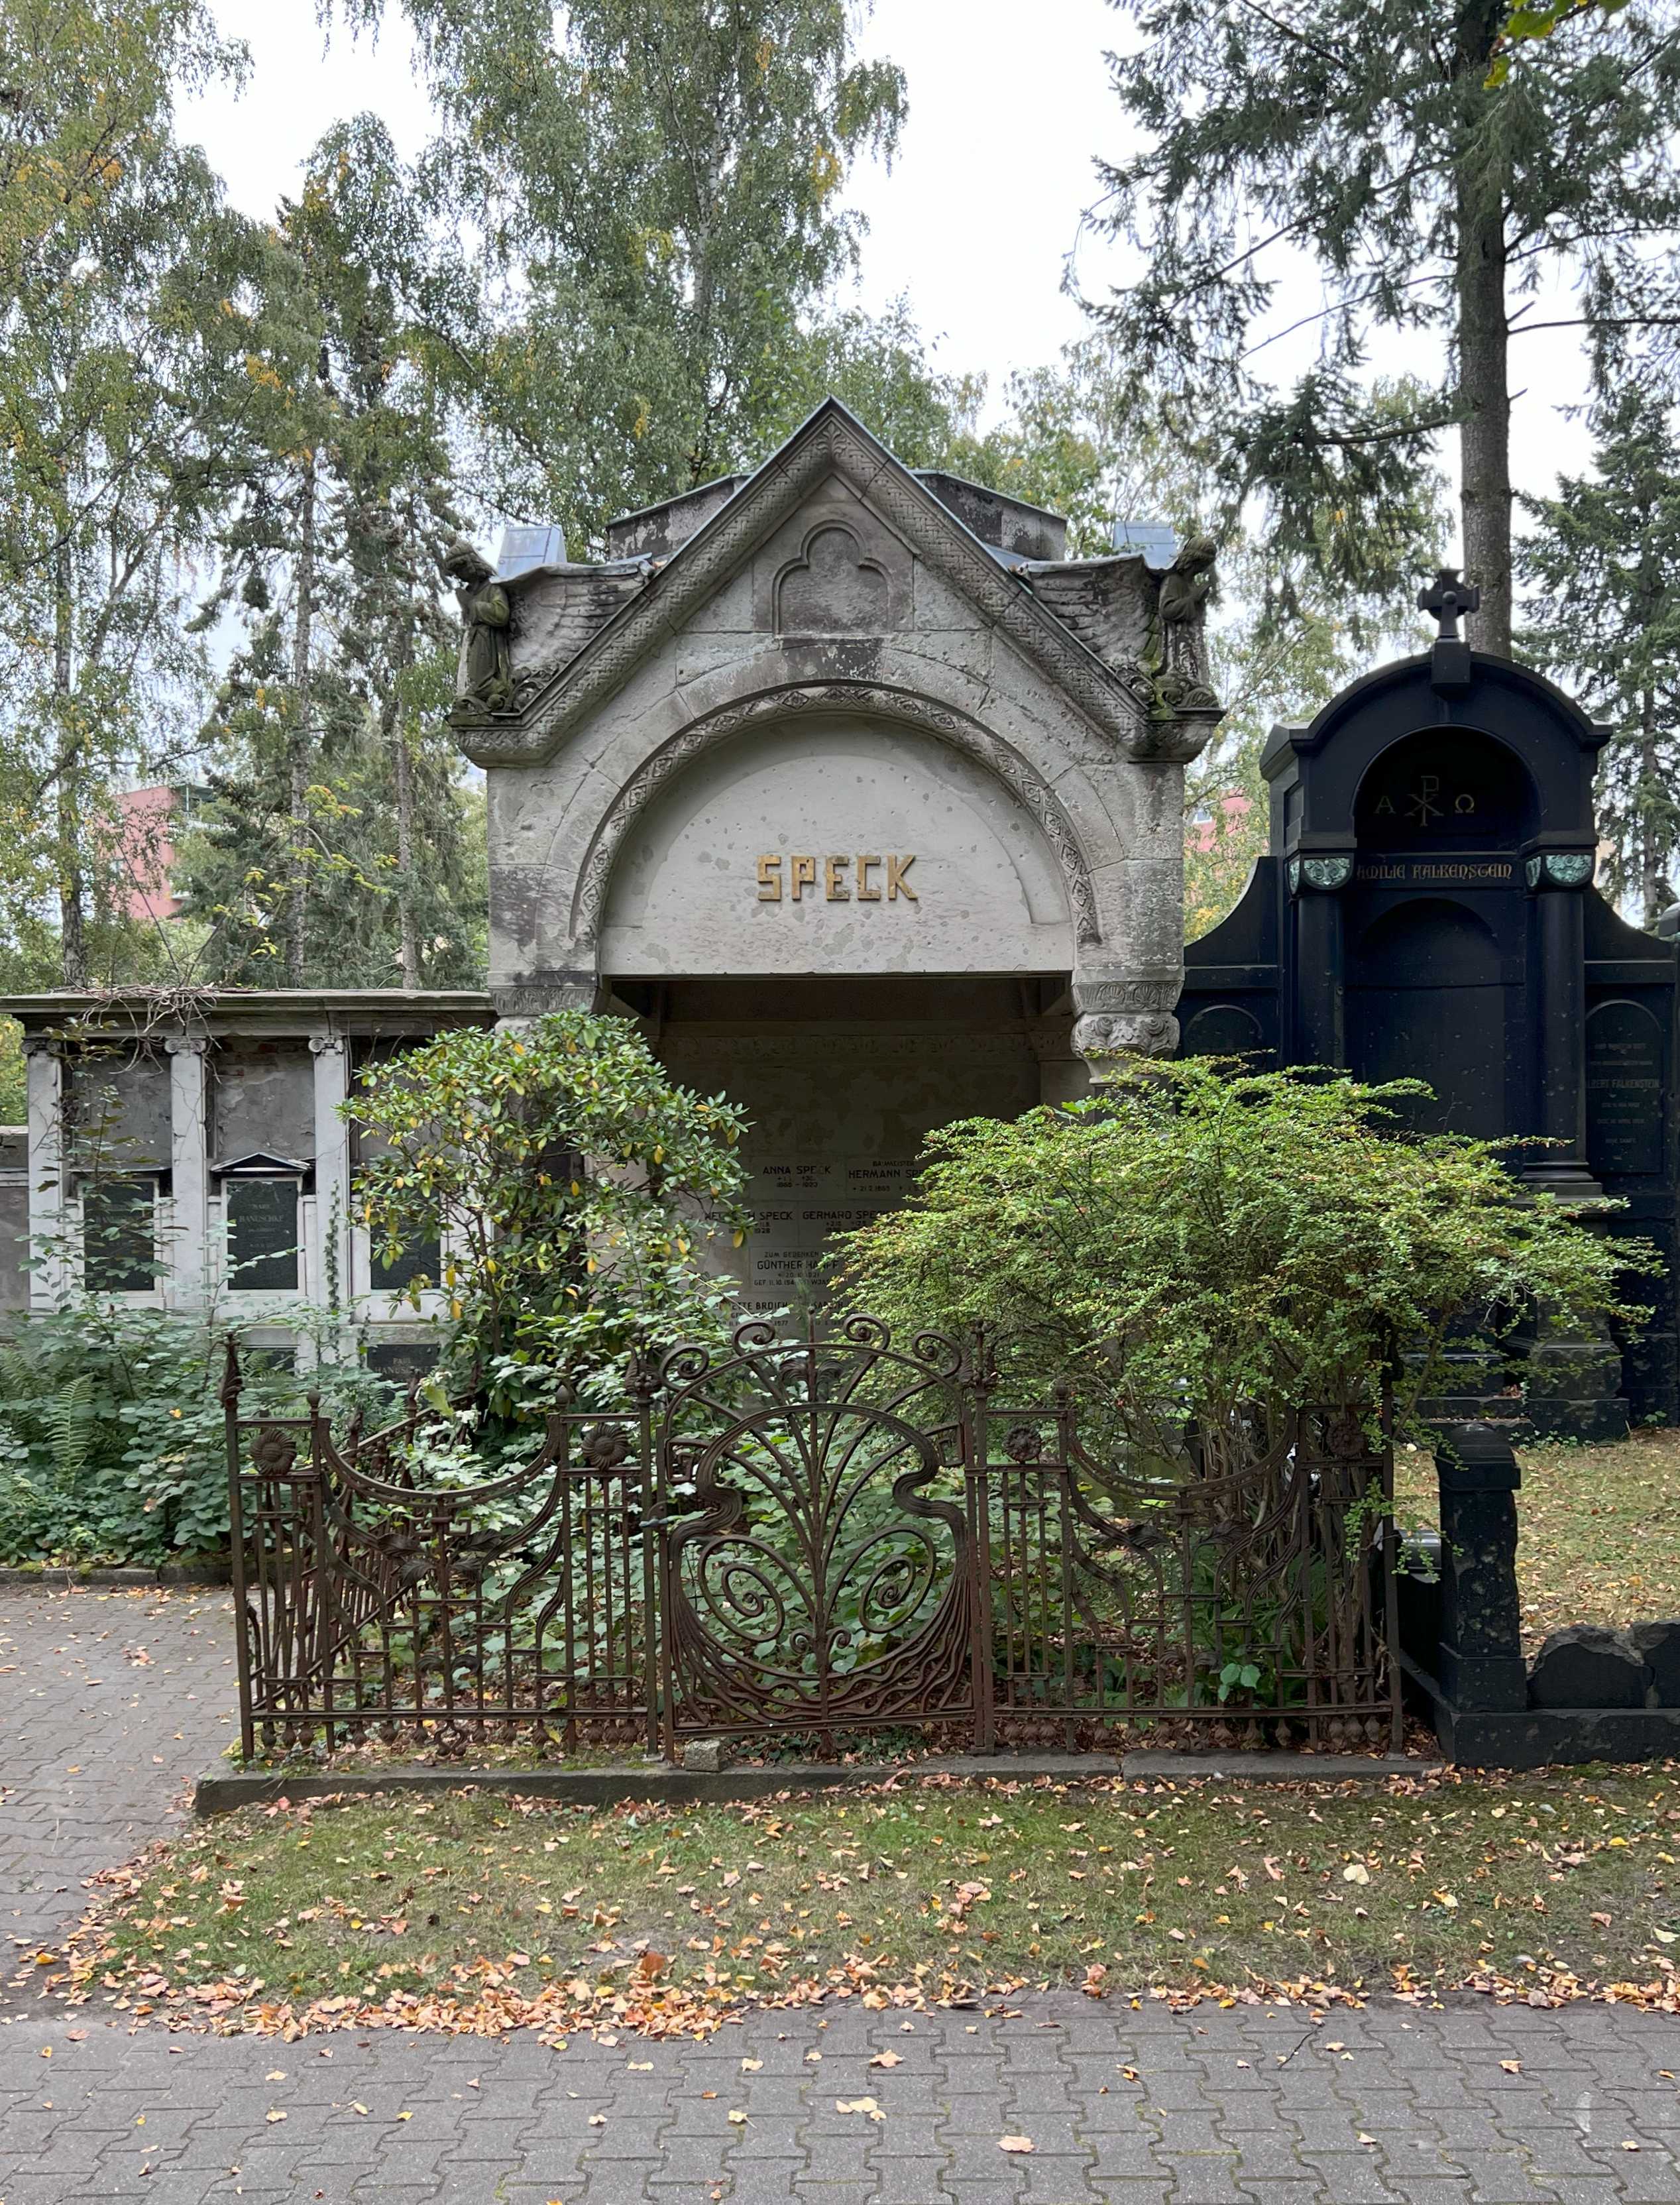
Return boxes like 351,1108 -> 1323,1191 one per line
740,1157 -> 919,1310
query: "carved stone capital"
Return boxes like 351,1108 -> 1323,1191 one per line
163,1035 -> 210,1056
308,1034 -> 348,1058
1070,968 -> 1182,1018
1072,1009 -> 1179,1075
492,972 -> 598,1019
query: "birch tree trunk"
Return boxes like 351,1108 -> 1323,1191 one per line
286,447 -> 317,985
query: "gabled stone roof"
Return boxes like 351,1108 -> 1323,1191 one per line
451,398 -> 1220,767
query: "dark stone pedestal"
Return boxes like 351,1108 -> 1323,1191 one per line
1433,1422 -> 1528,1714
1522,1314 -> 1629,1443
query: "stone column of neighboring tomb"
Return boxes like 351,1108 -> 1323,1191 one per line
1522,854 -> 1626,1438
165,1035 -> 211,1311
1524,854 -> 1602,1202
1288,854 -> 1353,1069
310,1035 -> 353,1321
23,1037 -> 69,1310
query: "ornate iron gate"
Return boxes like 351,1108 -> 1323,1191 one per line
224,1320 -> 1401,1759
652,1317 -> 974,1748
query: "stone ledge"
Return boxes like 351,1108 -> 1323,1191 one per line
0,1563 -> 231,1590
1432,1699 -> 1680,1770
193,1746 -> 1443,1817
1121,1751 -> 1439,1783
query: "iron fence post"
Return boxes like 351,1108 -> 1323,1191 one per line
964,1350 -> 995,1754
221,1336 -> 254,1764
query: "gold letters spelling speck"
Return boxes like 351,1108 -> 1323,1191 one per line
755,854 -> 917,903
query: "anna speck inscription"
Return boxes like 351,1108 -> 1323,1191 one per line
756,853 -> 917,903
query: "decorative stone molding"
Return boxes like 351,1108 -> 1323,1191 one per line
490,974 -> 598,1018
1070,968 -> 1182,1017
1071,1009 -> 1180,1074
568,680 -> 1103,951
456,403 -> 1211,768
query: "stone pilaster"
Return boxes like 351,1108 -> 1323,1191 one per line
23,1039 -> 68,1310
310,1035 -> 352,1316
165,1035 -> 210,1311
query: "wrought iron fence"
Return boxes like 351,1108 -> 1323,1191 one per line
223,1318 -> 1401,1760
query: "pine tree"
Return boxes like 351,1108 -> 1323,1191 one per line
1519,383 -> 1680,926
178,119 -> 486,989
1085,0 -> 1680,653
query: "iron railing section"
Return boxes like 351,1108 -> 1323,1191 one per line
223,1321 -> 1401,1760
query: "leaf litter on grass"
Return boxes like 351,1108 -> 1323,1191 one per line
41,1762 -> 1680,2043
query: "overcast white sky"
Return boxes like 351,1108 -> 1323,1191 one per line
182,0 -> 1600,547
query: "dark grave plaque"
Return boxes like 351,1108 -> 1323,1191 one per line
372,1225 -> 441,1292
226,1178 -> 300,1291
1587,998 -> 1665,1178
1180,1003 -> 1267,1060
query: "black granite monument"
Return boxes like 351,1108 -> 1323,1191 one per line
1178,575 -> 1679,1435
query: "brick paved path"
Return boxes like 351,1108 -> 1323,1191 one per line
3,1588 -> 1680,2204
0,1588 -> 236,1977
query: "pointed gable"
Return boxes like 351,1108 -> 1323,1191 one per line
451,400 -> 1217,769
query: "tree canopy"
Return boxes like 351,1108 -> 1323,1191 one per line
1085,0 -> 1680,651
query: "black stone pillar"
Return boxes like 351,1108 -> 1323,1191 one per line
1523,854 -> 1600,1200
1433,1421 -> 1527,1713
1288,853 -> 1352,1068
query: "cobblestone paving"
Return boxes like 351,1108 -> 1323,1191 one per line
0,1588 -> 236,1978
5,1992 -> 1680,2205
3,1589 -> 1680,2203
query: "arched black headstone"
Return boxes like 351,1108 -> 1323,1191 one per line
1177,636 -> 1679,1428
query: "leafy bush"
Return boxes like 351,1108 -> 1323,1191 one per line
830,1060 -> 1650,1470
348,1010 -> 751,1403
0,1305 -> 400,1566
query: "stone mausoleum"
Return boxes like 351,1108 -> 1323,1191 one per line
0,402 -> 1221,1338
453,400 -> 1220,1308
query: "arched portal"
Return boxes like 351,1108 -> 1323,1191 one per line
594,708 -> 1082,1310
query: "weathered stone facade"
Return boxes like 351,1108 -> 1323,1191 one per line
449,400 -> 1220,1303
0,993 -> 492,1360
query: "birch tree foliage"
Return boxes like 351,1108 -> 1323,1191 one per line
335,0 -> 908,547
0,0 -> 311,986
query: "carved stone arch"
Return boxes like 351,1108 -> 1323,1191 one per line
568,681 -> 1103,950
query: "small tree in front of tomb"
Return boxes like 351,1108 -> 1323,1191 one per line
829,1059 -> 1649,1473
347,1011 -> 750,1398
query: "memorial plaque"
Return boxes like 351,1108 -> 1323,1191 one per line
1587,999 -> 1665,1179
226,1177 -> 300,1292
741,1156 -> 919,1312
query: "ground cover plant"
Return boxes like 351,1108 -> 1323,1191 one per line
62,1766 -> 1680,2037
0,1308 -> 396,1568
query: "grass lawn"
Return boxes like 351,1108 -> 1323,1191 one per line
61,1765 -> 1680,2037
1393,1426 -> 1680,1652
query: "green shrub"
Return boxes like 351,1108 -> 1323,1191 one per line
830,1060 -> 1651,1471
347,1010 -> 750,1403
0,1306 -> 399,1566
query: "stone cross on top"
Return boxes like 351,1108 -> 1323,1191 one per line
1418,567 -> 1481,641
1419,566 -> 1481,692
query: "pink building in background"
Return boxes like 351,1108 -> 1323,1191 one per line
1188,792 -> 1252,852
116,784 -> 198,923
